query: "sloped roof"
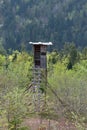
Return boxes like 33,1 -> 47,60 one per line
29,42 -> 52,45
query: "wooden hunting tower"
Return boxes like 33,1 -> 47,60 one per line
29,42 -> 52,112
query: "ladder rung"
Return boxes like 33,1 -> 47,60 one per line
32,82 -> 41,84
32,78 -> 41,80
33,72 -> 41,74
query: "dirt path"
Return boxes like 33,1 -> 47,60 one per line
23,117 -> 77,130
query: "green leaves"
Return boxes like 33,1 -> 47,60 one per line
47,51 -> 87,124
0,51 -> 33,129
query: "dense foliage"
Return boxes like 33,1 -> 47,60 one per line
0,47 -> 87,129
0,0 -> 87,51
0,51 -> 33,129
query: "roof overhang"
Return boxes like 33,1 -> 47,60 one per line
29,42 -> 52,45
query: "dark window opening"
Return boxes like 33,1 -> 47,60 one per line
41,52 -> 46,55
35,60 -> 40,67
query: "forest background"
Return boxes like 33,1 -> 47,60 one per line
0,0 -> 87,51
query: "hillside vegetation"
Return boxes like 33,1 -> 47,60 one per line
0,46 -> 87,129
0,0 -> 87,50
